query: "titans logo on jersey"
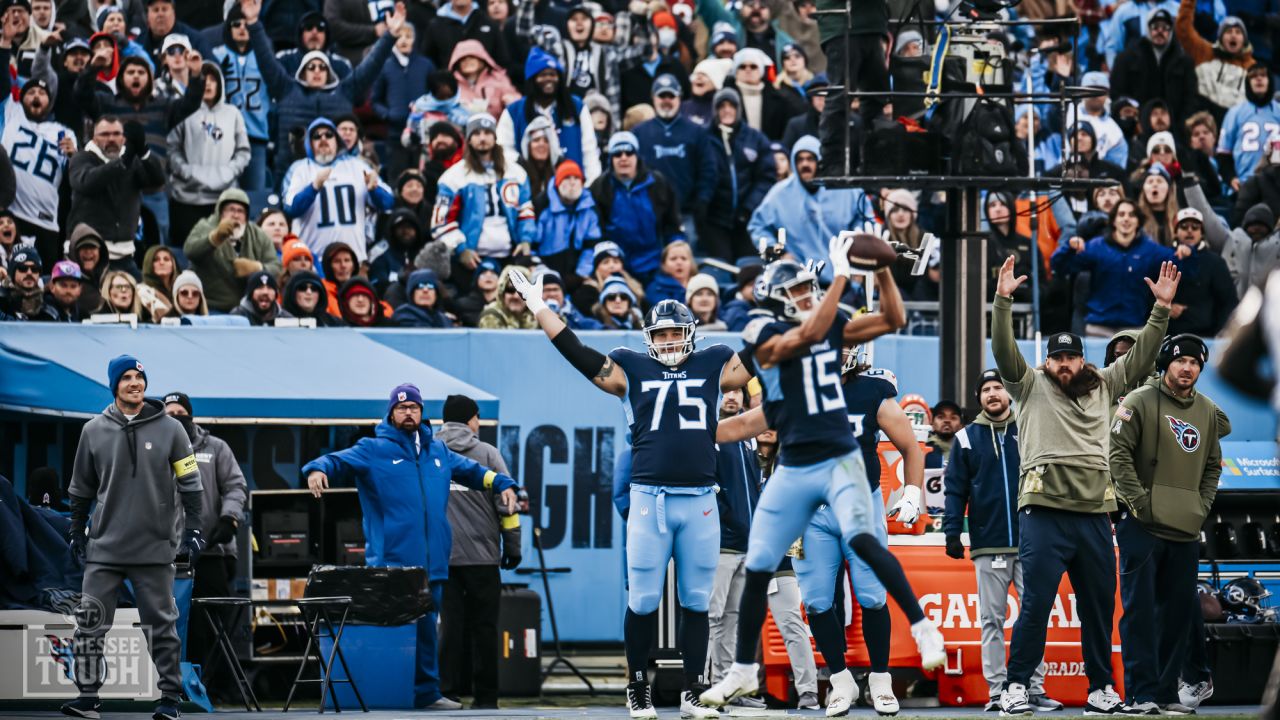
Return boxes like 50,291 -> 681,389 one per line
1,99 -> 71,231
743,313 -> 857,466
611,344 -> 734,487
844,369 -> 898,489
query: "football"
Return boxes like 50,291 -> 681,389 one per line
847,231 -> 898,270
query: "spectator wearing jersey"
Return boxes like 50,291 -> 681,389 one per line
589,131 -> 684,283
184,188 -> 282,313
167,62 -> 250,252
432,113 -> 536,273
0,43 -> 75,265
246,0 -> 401,178
1219,65 -> 1280,192
230,270 -> 293,325
1176,0 -> 1254,117
282,270 -> 345,325
591,274 -> 642,329
634,74 -> 719,252
1109,9 -> 1198,127
67,116 -> 164,276
497,47 -> 601,183
747,135 -> 873,282
372,23 -> 434,143
644,239 -> 696,306
420,0 -> 507,72
283,117 -> 394,263
705,86 -> 775,261
213,3 -> 273,192
515,0 -> 650,130
30,260 -> 84,322
448,40 -> 519,121
1052,198 -> 1178,336
171,268 -> 209,316
532,159 -> 600,280
69,225 -> 108,316
3,0 -> 51,83
1166,207 -> 1237,336
275,12 -> 353,81
477,264 -> 535,328
392,268 -> 453,327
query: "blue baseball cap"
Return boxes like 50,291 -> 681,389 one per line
651,73 -> 681,98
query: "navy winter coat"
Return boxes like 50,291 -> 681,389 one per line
942,415 -> 1021,556
302,421 -> 516,581
715,439 -> 760,553
633,115 -> 719,213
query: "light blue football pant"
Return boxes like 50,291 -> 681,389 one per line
626,485 -> 720,613
745,450 -> 878,576
794,497 -> 889,613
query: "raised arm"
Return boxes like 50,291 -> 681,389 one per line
755,235 -> 852,368
1103,261 -> 1177,397
843,266 -> 905,344
719,350 -> 753,391
508,270 -> 628,396
714,405 -> 769,443
991,255 -> 1032,385
242,0 -> 292,100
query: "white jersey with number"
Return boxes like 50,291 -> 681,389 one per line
282,154 -> 391,263
0,99 -> 72,231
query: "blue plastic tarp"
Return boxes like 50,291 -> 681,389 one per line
0,325 -> 497,421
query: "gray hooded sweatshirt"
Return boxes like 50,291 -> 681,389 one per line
69,399 -> 203,565
436,422 -> 521,566
190,423 -> 247,557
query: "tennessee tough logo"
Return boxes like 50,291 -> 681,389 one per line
1166,415 -> 1201,453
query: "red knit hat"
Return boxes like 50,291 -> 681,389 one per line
555,159 -> 584,187
652,11 -> 677,29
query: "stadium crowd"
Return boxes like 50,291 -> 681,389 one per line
0,0 -> 1273,334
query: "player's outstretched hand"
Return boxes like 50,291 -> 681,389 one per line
888,485 -> 921,524
1145,260 -> 1181,308
509,269 -> 547,314
828,232 -> 854,278
995,256 -> 1027,299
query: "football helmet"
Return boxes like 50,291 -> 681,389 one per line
756,259 -> 820,323
1221,577 -> 1274,623
644,300 -> 697,366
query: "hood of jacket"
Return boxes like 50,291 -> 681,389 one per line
223,3 -> 247,48
790,134 -> 820,168
1144,373 -> 1198,409
296,11 -> 332,50
70,223 -> 106,257
305,117 -> 339,162
283,270 -> 330,318
435,421 -> 479,453
295,50 -> 340,90
115,55 -> 155,102
215,187 -> 250,218
449,39 -> 500,72
1105,329 -> 1143,367
374,416 -> 434,447
1243,202 -> 1277,233
321,241 -> 358,280
103,397 -> 169,428
200,60 -> 225,106
521,115 -> 562,163
386,207 -> 423,244
337,276 -> 381,325
89,31 -> 120,82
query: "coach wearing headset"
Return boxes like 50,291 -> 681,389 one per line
1109,334 -> 1231,715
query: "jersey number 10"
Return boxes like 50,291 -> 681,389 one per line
317,184 -> 358,227
801,350 -> 844,415
640,379 -> 707,431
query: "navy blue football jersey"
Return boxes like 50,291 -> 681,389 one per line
610,344 -> 735,486
743,312 -> 857,466
844,369 -> 899,489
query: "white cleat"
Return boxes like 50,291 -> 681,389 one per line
626,680 -> 658,719
699,662 -> 759,708
825,669 -> 855,717
868,671 -> 900,716
910,618 -> 947,670
682,690 -> 720,718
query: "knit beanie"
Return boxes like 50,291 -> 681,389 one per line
387,383 -> 423,417
107,355 -> 146,396
442,394 -> 479,424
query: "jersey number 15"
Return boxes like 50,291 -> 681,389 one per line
640,379 -> 707,431
802,350 -> 844,415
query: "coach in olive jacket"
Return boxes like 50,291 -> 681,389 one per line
1110,335 -> 1229,712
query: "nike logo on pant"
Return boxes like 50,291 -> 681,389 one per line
392,459 -> 405,465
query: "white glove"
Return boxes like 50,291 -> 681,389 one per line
857,219 -> 889,241
889,485 -> 922,524
828,232 -> 855,278
508,270 -> 547,314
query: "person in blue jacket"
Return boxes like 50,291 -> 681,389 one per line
703,87 -> 776,262
497,47 -> 601,182
532,159 -> 601,281
303,383 -> 518,711
942,369 -> 1058,712
1051,197 -> 1179,335
634,74 -> 719,252
747,135 -> 876,282
588,131 -> 686,284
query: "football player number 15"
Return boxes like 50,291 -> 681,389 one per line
641,379 -> 707,431
802,350 -> 843,415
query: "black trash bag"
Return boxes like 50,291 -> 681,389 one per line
304,565 -> 433,625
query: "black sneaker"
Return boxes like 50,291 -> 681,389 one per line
60,698 -> 101,720
153,699 -> 181,720
1121,702 -> 1161,716
1084,686 -> 1125,715
986,696 -> 1003,712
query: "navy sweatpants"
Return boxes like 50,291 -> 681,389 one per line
1117,516 -> 1199,704
1006,506 -> 1116,692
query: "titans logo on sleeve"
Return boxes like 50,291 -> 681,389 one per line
844,369 -> 899,489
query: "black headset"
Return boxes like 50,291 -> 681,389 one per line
1156,333 -> 1209,373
